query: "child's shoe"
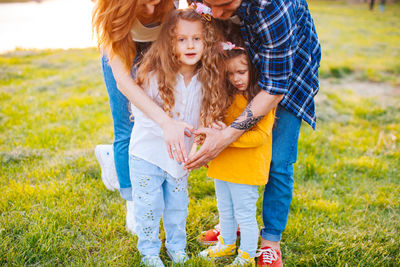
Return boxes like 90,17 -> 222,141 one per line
141,255 -> 165,267
199,228 -> 220,245
255,246 -> 282,267
199,224 -> 240,245
199,235 -> 236,259
227,249 -> 255,266
94,144 -> 119,191
167,249 -> 189,264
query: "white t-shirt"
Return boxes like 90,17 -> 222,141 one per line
129,72 -> 202,178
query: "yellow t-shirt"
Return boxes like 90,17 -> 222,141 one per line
207,94 -> 275,185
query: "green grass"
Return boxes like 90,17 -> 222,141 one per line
1,1 -> 400,266
311,1 -> 400,84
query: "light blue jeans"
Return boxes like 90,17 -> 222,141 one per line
130,155 -> 189,256
260,105 -> 302,242
214,179 -> 259,258
101,56 -> 134,201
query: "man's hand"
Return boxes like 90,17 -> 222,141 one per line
211,121 -> 227,130
184,126 -> 241,171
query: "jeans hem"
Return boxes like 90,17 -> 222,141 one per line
119,187 -> 133,201
260,228 -> 281,242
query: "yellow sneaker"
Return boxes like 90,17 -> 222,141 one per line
226,249 -> 255,267
200,235 -> 236,259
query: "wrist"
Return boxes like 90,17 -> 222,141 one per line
159,115 -> 173,130
223,126 -> 243,144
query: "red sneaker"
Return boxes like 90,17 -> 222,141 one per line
199,224 -> 240,245
255,246 -> 282,267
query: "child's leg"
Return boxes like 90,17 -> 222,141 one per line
214,179 -> 237,245
229,183 -> 259,258
162,174 -> 189,252
130,155 -> 165,256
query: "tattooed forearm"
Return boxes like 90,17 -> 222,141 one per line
230,102 -> 264,131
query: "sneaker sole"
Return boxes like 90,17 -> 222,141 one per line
198,238 -> 218,245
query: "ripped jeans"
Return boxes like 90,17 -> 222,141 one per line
129,155 -> 189,256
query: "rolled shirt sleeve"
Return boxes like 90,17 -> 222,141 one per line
238,0 -> 321,128
241,0 -> 296,95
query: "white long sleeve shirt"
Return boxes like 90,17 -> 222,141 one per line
129,72 -> 202,178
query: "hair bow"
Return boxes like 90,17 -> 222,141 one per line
220,41 -> 245,51
190,2 -> 213,21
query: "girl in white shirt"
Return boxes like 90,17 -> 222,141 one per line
129,8 -> 225,267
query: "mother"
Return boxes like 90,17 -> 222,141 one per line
92,0 -> 193,232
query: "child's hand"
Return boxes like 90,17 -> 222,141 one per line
211,121 -> 227,130
162,119 -> 194,163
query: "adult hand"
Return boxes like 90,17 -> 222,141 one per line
162,119 -> 194,164
211,121 -> 227,130
184,127 -> 237,171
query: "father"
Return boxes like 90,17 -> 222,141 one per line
185,0 -> 321,266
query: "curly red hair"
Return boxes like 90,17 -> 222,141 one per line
136,9 -> 227,127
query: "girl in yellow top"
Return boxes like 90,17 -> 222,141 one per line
200,37 -> 275,266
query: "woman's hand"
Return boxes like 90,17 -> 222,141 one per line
161,118 -> 194,164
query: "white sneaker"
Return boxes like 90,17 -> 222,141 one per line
141,255 -> 165,267
167,249 -> 189,264
94,144 -> 119,191
126,200 -> 136,235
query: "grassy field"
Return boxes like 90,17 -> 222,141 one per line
1,1 -> 399,266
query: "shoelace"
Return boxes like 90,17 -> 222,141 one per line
208,236 -> 226,253
231,256 -> 248,265
231,251 -> 248,265
255,248 -> 278,264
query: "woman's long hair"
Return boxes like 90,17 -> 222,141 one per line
136,9 -> 227,127
92,0 -> 174,71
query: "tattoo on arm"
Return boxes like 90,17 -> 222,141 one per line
230,101 -> 264,131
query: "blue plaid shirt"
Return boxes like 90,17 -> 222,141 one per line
237,0 -> 321,129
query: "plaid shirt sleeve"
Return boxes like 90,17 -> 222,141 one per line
240,0 -> 296,95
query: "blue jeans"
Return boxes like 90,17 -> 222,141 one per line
130,156 -> 189,256
260,106 -> 302,242
101,56 -> 134,201
214,179 -> 259,257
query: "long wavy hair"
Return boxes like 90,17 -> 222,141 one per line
136,9 -> 227,127
92,0 -> 174,71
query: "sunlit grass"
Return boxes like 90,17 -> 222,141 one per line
311,1 -> 400,84
1,1 -> 399,266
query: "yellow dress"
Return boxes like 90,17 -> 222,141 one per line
207,94 -> 275,185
